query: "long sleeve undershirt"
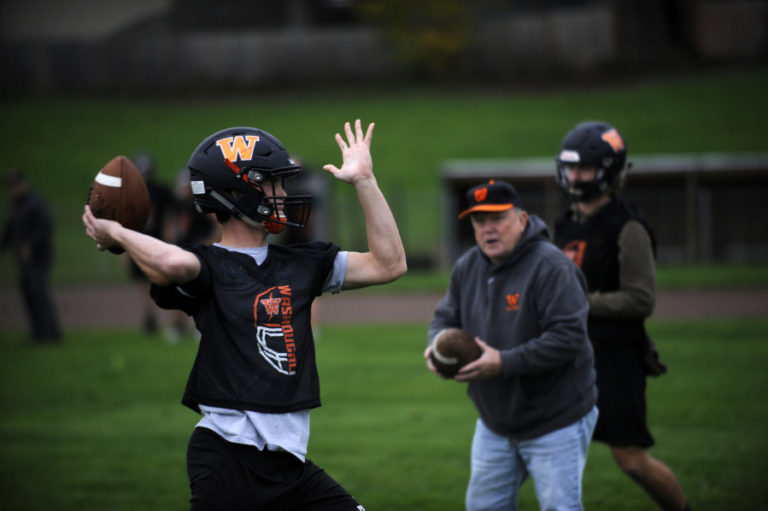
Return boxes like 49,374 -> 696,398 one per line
588,220 -> 656,319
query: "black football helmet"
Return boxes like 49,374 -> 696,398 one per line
555,121 -> 628,202
187,127 -> 311,233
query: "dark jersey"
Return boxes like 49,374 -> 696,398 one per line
553,197 -> 656,344
151,241 -> 339,414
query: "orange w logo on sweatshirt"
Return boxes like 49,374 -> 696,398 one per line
506,293 -> 521,311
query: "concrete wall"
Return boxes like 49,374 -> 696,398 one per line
692,0 -> 768,60
471,5 -> 617,76
3,1 -> 765,92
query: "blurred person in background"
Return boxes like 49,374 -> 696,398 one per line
1,169 -> 61,343
165,167 -> 219,342
553,121 -> 692,511
128,152 -> 174,334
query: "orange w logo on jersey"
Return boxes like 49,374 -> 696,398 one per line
216,135 -> 261,162
505,293 -> 521,311
601,129 -> 625,153
260,295 -> 282,320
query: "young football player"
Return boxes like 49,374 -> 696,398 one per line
84,119 -> 406,510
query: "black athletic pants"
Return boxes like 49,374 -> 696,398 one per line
187,427 -> 364,511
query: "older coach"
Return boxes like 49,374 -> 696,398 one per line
426,180 -> 597,511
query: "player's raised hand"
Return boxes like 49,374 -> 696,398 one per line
323,119 -> 374,185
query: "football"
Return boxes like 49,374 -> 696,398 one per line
429,328 -> 482,378
87,155 -> 150,254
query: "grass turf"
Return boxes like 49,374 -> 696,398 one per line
1,319 -> 767,510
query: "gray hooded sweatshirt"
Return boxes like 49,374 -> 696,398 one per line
429,214 -> 597,439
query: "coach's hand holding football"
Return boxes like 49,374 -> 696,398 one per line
453,338 -> 501,381
424,337 -> 501,381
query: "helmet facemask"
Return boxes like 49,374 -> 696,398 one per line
556,163 -> 623,203
220,160 -> 312,233
257,173 -> 312,234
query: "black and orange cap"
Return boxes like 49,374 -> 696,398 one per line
458,180 -> 522,219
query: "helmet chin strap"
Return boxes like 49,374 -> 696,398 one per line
210,189 -> 266,229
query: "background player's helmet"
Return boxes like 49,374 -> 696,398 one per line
555,121 -> 628,202
187,126 -> 311,233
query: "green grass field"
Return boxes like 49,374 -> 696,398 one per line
1,319 -> 767,510
2,68 -> 767,508
1,67 -> 767,286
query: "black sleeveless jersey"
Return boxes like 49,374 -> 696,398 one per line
553,198 -> 656,343
151,241 -> 339,414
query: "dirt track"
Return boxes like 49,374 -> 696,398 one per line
1,286 -> 767,331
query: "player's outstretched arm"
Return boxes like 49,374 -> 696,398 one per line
83,205 -> 200,286
323,119 -> 407,289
